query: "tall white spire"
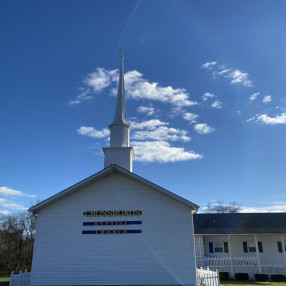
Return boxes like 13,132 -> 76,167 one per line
102,52 -> 134,171
111,55 -> 128,126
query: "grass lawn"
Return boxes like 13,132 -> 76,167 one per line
0,275 -> 9,282
0,275 -> 9,286
221,280 -> 286,286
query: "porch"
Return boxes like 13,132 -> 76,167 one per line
202,255 -> 286,275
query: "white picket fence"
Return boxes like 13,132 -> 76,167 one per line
197,267 -> 220,286
10,270 -> 31,286
203,256 -> 286,275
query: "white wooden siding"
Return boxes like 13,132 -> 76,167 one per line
31,173 -> 196,286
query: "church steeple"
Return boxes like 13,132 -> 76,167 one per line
111,55 -> 128,126
102,52 -> 134,171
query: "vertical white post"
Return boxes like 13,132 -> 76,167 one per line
228,235 -> 234,277
281,235 -> 286,271
254,235 -> 261,273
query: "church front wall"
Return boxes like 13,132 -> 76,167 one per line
31,173 -> 196,286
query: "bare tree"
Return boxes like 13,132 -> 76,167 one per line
205,200 -> 241,213
0,211 -> 37,274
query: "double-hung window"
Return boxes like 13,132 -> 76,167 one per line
243,241 -> 263,253
209,242 -> 229,253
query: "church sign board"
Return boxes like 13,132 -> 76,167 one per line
82,209 -> 142,235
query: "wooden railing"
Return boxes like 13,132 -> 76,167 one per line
203,256 -> 285,275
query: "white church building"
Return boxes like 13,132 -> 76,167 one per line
28,56 -> 199,286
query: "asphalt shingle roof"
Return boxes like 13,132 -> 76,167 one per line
193,213 -> 286,234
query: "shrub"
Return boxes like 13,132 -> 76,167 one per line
235,273 -> 249,281
254,274 -> 268,282
219,272 -> 229,280
271,274 -> 286,282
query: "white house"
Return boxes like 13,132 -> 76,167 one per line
28,55 -> 199,286
193,213 -> 286,277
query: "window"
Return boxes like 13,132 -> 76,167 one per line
209,242 -> 229,253
243,241 -> 263,253
277,241 -> 286,253
214,242 -> 224,253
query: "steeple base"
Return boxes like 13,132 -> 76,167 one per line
102,147 -> 135,172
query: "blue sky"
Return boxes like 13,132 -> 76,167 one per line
1,0 -> 286,214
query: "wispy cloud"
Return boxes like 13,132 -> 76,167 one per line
241,201 -> 286,213
0,187 -> 36,198
132,126 -> 191,142
226,70 -> 252,87
247,113 -> 286,125
137,105 -> 155,116
0,198 -> 27,210
263,95 -> 272,103
130,119 -> 167,130
201,61 -> 217,70
132,141 -> 202,163
194,123 -> 215,134
70,68 -> 198,108
211,100 -> 222,109
249,92 -> 260,101
77,127 -> 110,138
183,112 -> 199,123
77,119 -> 201,163
202,92 -> 215,102
202,61 -> 252,87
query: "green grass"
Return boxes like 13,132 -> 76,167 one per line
0,275 -> 9,282
221,280 -> 286,286
0,275 -> 9,286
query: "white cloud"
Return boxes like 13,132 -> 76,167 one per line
124,70 -> 198,107
211,100 -> 222,109
194,123 -> 215,134
202,92 -> 215,102
201,61 -> 217,70
249,92 -> 260,101
70,68 -> 197,108
77,127 -> 110,138
0,198 -> 27,210
241,202 -> 286,213
203,62 -> 252,87
226,69 -> 252,87
137,106 -> 155,116
130,119 -> 167,130
132,126 -> 191,142
263,95 -> 272,103
132,141 -> 202,163
183,112 -> 199,122
84,68 -> 118,93
0,187 -> 35,198
247,113 -> 286,125
0,210 -> 9,215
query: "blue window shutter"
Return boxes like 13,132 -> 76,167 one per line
209,242 -> 214,253
224,242 -> 229,253
258,241 -> 263,253
243,242 -> 248,253
277,241 -> 283,253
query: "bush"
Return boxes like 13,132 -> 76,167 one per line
235,273 -> 249,281
254,274 -> 268,282
219,272 -> 229,280
271,274 -> 286,282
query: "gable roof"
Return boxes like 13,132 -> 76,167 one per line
29,164 -> 199,213
194,213 -> 286,234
